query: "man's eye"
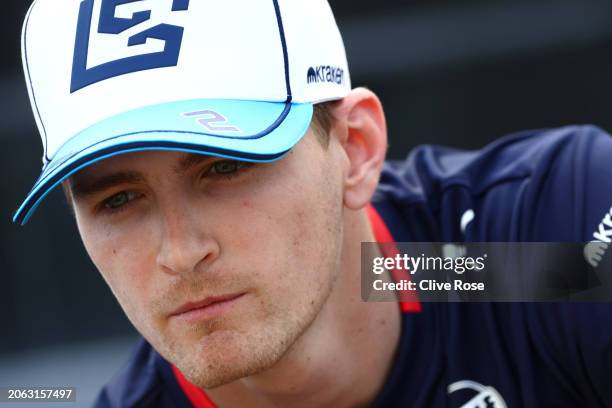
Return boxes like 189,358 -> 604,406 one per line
103,191 -> 139,210
208,161 -> 248,176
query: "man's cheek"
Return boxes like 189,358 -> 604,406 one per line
87,238 -> 155,317
78,221 -> 153,321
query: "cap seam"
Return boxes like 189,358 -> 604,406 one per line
272,0 -> 292,103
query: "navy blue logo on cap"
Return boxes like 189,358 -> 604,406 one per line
71,0 -> 190,93
307,66 -> 344,85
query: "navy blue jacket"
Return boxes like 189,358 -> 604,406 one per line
95,125 -> 612,407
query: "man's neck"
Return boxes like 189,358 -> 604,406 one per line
205,208 -> 402,408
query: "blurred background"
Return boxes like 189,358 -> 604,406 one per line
2,0 -> 612,406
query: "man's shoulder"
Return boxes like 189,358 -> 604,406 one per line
374,125 -> 612,241
93,338 -> 191,408
378,124 -> 609,202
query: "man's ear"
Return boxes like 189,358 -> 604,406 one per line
332,88 -> 388,210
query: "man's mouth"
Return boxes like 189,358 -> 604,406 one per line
169,292 -> 247,321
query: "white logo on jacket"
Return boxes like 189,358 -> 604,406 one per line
448,379 -> 507,408
584,206 -> 612,267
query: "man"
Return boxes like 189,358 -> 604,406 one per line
14,0 -> 612,407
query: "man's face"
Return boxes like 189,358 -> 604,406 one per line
70,129 -> 346,388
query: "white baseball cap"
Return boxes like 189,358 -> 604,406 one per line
14,0 -> 351,224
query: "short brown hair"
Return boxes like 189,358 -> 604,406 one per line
311,100 -> 339,148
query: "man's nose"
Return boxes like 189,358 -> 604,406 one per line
155,204 -> 220,276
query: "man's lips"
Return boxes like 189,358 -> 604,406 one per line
169,292 -> 247,320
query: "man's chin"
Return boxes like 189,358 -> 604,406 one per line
167,329 -> 286,389
152,297 -> 321,389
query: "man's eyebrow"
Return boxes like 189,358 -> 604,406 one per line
70,172 -> 145,199
69,154 -> 215,198
174,153 -> 215,174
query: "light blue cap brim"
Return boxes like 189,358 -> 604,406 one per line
14,98 -> 313,225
